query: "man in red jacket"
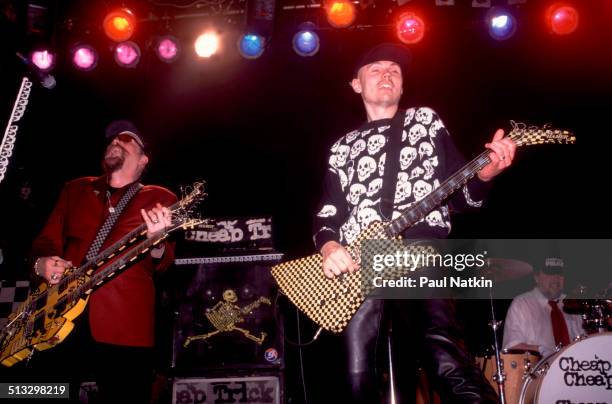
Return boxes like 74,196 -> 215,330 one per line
30,120 -> 177,403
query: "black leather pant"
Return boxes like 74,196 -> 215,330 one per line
343,299 -> 498,404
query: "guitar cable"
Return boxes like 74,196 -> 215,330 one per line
273,290 -> 323,347
273,290 -> 325,404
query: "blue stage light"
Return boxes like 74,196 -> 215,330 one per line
487,8 -> 517,40
238,33 -> 266,59
292,28 -> 319,57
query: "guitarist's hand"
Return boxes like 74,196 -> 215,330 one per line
321,241 -> 359,279
35,256 -> 72,285
478,129 -> 516,182
142,203 -> 172,258
141,203 -> 172,238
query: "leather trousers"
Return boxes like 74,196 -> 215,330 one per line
342,299 -> 498,403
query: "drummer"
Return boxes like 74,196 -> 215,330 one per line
502,257 -> 584,357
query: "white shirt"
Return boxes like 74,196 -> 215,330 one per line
502,287 -> 585,357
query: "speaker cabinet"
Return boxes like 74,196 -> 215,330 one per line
169,254 -> 284,375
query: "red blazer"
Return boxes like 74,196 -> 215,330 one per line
31,176 -> 177,347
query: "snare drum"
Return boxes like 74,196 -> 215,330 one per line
520,332 -> 612,403
476,349 -> 541,404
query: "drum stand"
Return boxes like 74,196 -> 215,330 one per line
488,285 -> 508,404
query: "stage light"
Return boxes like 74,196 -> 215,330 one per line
546,3 -> 579,35
292,26 -> 320,57
103,8 -> 136,42
238,34 -> 266,59
114,41 -> 141,68
194,32 -> 220,58
486,8 -> 517,40
156,35 -> 180,63
31,49 -> 55,71
71,44 -> 98,71
325,0 -> 356,28
396,12 -> 425,44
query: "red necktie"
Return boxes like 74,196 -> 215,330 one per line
549,300 -> 570,346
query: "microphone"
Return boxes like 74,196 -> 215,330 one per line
15,52 -> 56,89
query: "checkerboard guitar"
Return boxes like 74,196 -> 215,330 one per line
272,123 -> 576,333
0,182 -> 207,367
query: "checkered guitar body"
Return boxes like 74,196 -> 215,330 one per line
0,182 -> 207,367
271,123 -> 575,333
272,221 -> 389,333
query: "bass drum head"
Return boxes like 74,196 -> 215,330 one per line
521,332 -> 612,403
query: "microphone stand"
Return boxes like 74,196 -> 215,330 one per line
488,282 -> 507,404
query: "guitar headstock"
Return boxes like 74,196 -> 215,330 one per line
508,121 -> 576,147
178,218 -> 212,230
170,181 -> 208,229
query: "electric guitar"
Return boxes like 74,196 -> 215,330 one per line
271,123 -> 576,333
0,181 -> 207,367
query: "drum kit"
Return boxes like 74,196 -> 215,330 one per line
477,258 -> 612,404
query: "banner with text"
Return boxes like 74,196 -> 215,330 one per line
172,375 -> 279,404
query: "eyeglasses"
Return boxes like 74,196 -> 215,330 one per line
113,133 -> 136,144
110,133 -> 145,150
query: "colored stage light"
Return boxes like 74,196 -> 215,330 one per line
103,8 -> 136,42
114,41 -> 141,68
71,44 -> 98,71
486,8 -> 517,40
396,12 -> 425,44
194,32 -> 220,58
156,35 -> 180,63
546,3 -> 579,35
326,1 -> 356,28
292,28 -> 320,57
31,49 -> 55,71
238,34 -> 266,59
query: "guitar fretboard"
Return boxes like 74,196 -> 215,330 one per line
385,150 -> 491,238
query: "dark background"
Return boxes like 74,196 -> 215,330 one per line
1,0 -> 611,402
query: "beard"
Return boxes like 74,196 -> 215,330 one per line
102,144 -> 126,173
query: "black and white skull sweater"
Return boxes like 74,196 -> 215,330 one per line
313,107 -> 491,250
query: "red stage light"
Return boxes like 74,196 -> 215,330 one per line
326,1 -> 356,28
103,8 -> 136,42
546,3 -> 579,35
396,12 -> 425,44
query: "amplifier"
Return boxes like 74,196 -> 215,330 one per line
169,254 -> 284,374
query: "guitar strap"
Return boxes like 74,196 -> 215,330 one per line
85,182 -> 143,261
380,109 -> 405,220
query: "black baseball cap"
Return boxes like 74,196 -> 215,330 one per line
539,257 -> 565,275
353,43 -> 412,78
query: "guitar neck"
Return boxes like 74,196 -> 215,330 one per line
385,149 -> 492,238
59,197 -> 185,284
78,231 -> 169,296
83,198 -> 183,268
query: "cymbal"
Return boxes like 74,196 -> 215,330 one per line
483,258 -> 533,282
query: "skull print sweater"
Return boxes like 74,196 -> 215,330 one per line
313,107 -> 491,251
